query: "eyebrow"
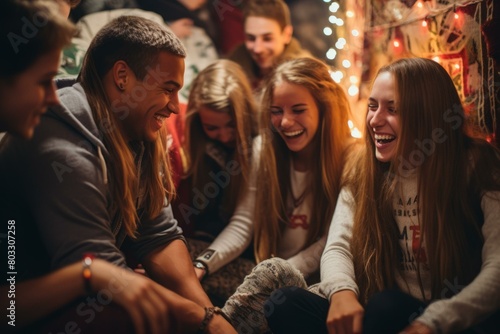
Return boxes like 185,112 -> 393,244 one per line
43,71 -> 59,79
368,97 -> 394,104
163,80 -> 181,89
246,32 -> 274,38
270,103 -> 308,108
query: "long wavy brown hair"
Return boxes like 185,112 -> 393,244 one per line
78,16 -> 186,237
254,57 -> 353,262
349,57 -> 500,303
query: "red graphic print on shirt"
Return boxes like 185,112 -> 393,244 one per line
288,214 -> 309,229
396,195 -> 428,271
410,225 -> 427,263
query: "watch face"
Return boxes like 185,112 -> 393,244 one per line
194,262 -> 206,270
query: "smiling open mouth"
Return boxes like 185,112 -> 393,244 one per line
374,134 -> 396,144
154,114 -> 168,123
283,129 -> 304,138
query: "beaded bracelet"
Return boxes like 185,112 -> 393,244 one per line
82,253 -> 95,295
197,306 -> 224,333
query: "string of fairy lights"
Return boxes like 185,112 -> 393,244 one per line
321,0 -> 489,138
322,0 -> 359,93
322,0 -> 364,138
322,0 -> 485,86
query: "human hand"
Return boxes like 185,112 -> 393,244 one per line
400,321 -> 432,334
326,290 -> 364,334
91,259 -> 172,334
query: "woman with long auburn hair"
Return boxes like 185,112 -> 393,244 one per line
264,57 -> 500,334
252,57 -> 352,266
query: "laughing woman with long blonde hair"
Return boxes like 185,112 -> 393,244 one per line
221,57 -> 355,333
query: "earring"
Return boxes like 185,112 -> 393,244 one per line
118,83 -> 125,91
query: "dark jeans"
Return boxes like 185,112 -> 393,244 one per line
265,287 -> 500,334
265,287 -> 329,334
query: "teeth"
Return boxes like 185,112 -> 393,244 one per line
374,134 -> 395,141
283,129 -> 304,137
154,114 -> 167,123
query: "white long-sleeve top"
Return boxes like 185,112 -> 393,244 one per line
195,137 -> 260,273
320,179 -> 500,333
196,137 -> 327,278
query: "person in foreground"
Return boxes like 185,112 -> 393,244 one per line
265,57 -> 500,334
0,2 -> 172,333
0,13 -> 235,333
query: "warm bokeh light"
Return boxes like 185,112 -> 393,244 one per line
342,59 -> 351,68
348,85 -> 359,96
329,2 -> 340,12
326,48 -> 337,60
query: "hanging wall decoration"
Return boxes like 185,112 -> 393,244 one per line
359,0 -> 497,142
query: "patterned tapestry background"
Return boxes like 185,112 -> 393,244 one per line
359,0 -> 498,144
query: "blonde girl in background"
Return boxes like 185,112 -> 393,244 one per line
172,59 -> 260,305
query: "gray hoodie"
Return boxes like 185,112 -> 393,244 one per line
0,83 -> 183,280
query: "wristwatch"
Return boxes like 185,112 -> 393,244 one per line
193,260 -> 208,274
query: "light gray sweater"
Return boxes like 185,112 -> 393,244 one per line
319,177 -> 500,333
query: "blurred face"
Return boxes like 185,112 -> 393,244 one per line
121,52 -> 184,142
168,18 -> 194,39
56,0 -> 71,18
270,81 -> 319,155
0,48 -> 61,139
198,106 -> 236,148
367,71 -> 401,162
178,0 -> 206,11
244,17 -> 292,74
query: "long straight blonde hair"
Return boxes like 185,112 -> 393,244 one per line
254,57 -> 353,262
349,57 -> 500,303
184,60 -> 258,216
78,16 -> 186,237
